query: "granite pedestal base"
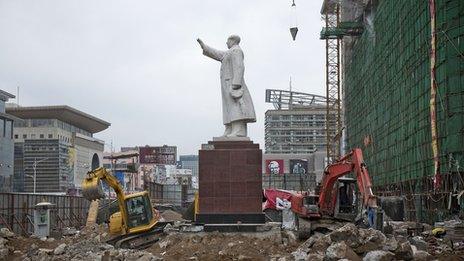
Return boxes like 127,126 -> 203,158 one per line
196,140 -> 264,224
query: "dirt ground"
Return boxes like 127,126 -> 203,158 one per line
147,231 -> 298,261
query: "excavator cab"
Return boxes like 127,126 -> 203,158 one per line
125,193 -> 153,229
333,178 -> 359,221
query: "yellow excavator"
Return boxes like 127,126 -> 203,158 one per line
82,167 -> 164,249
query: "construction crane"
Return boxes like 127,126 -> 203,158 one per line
320,0 -> 364,163
321,0 -> 342,163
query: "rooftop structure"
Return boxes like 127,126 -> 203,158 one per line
265,89 -> 329,110
7,105 -> 110,133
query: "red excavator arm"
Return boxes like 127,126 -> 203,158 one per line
318,148 -> 378,215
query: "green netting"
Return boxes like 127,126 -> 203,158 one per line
344,0 -> 464,187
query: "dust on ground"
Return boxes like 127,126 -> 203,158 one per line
147,230 -> 298,261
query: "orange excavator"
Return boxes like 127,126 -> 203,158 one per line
263,148 -> 383,235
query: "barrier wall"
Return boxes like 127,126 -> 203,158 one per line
0,193 -> 90,235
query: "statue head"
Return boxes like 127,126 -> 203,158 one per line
226,35 -> 241,49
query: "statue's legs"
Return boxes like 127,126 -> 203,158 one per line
228,121 -> 247,137
223,124 -> 232,137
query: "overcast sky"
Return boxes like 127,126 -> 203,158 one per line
0,0 -> 325,156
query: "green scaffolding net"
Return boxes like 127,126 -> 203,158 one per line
344,0 -> 464,222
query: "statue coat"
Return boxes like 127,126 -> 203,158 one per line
202,44 -> 256,125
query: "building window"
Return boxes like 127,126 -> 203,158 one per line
23,134 -> 27,139
40,134 -> 44,139
31,134 -> 36,139
31,119 -> 54,127
5,120 -> 12,138
48,134 -> 53,139
0,118 -> 4,137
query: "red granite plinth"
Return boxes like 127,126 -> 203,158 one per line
196,140 -> 264,224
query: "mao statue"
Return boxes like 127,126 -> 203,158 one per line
197,35 -> 256,138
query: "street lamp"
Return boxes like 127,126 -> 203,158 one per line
25,157 -> 49,194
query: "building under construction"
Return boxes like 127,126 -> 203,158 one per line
264,89 -> 338,154
322,0 -> 464,222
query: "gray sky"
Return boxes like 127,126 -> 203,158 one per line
0,0 -> 325,156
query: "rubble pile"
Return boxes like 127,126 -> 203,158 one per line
292,222 -> 462,261
0,228 -> 15,259
1,218 -> 463,260
0,226 -> 162,261
19,237 -> 161,261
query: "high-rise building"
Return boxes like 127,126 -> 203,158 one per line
178,155 -> 198,189
7,105 -> 110,193
326,0 -> 464,222
178,155 -> 198,177
0,90 -> 17,192
264,89 -> 338,154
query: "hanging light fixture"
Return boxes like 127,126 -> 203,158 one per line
290,0 -> 298,41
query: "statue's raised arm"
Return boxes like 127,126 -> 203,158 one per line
197,38 -> 226,62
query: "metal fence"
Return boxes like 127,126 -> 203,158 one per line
147,182 -> 192,207
262,173 -> 316,191
0,193 -> 90,236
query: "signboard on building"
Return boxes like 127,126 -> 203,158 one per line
102,171 -> 125,191
139,146 -> 177,165
265,159 -> 284,175
290,159 -> 308,175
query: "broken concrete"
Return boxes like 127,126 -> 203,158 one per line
410,236 -> 427,251
362,250 -> 395,261
0,228 -> 15,238
393,241 -> 414,261
1,216 -> 464,260
325,241 -> 360,261
53,243 -> 67,255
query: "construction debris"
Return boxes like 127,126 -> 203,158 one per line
160,210 -> 185,222
1,218 -> 463,260
292,221 -> 463,261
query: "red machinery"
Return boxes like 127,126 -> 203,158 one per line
319,148 -> 378,216
263,148 -> 378,222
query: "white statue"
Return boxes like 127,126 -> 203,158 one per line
197,35 -> 256,138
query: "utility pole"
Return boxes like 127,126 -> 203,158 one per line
26,157 -> 49,194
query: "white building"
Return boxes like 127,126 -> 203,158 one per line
7,105 -> 110,193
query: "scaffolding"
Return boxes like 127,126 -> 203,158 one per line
341,0 -> 464,223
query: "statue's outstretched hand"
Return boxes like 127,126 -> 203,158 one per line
197,38 -> 205,49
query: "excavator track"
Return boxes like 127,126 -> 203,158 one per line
107,224 -> 166,250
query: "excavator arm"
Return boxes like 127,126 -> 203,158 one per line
319,148 -> 377,215
82,167 -> 129,233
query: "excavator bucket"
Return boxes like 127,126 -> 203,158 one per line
82,176 -> 106,201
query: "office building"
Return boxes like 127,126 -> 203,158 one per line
178,155 -> 198,177
0,90 -> 18,192
7,105 -> 110,193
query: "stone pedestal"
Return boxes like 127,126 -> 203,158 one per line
196,140 -> 265,224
